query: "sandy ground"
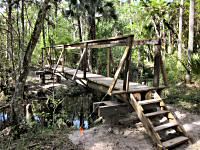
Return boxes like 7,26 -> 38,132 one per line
69,105 -> 200,150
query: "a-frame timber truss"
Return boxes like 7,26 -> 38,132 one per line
40,34 -> 192,149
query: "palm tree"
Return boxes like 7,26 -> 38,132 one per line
64,0 -> 117,72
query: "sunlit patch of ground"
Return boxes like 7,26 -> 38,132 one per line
69,105 -> 200,150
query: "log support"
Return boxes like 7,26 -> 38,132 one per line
107,47 -> 111,77
153,44 -> 161,87
62,45 -> 65,73
83,43 -> 88,79
123,39 -> 133,91
42,48 -> 44,68
36,71 -> 45,85
153,39 -> 168,87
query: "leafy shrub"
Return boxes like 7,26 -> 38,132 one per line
164,54 -> 185,84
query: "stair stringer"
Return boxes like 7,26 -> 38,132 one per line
129,93 -> 163,148
153,92 -> 194,144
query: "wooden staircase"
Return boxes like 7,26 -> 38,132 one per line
128,90 -> 192,149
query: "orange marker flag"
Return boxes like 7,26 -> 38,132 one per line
80,126 -> 84,136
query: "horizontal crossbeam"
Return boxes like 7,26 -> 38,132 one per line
44,34 -> 160,50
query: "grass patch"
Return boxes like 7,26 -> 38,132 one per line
163,84 -> 200,113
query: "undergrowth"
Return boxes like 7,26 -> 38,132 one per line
164,85 -> 200,113
0,125 -> 78,150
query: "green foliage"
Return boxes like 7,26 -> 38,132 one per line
179,53 -> 200,78
190,54 -> 200,75
165,54 -> 185,84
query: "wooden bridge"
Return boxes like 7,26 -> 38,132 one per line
41,35 -> 192,149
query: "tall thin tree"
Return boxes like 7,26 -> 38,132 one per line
188,0 -> 195,63
178,0 -> 184,60
11,0 -> 51,124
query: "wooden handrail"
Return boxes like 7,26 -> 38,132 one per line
42,35 -> 160,50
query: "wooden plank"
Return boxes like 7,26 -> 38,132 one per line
103,100 -> 126,106
35,71 -> 45,75
44,37 -> 159,50
112,86 -> 166,95
144,110 -> 169,117
107,36 -> 134,95
52,66 -> 166,95
98,104 -> 133,118
154,122 -> 178,132
138,99 -> 161,105
162,136 -> 188,148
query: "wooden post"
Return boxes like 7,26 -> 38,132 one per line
62,45 -> 65,73
42,48 -> 44,68
107,35 -> 134,95
56,75 -> 61,83
107,47 -> 111,77
153,42 -> 161,87
83,43 -> 88,79
49,47 -> 52,67
123,38 -> 133,91
40,73 -> 45,85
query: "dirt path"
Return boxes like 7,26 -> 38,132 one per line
69,105 -> 200,150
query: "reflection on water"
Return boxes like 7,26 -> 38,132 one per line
0,113 -> 8,122
34,115 -> 41,123
0,114 -> 89,130
73,119 -> 89,129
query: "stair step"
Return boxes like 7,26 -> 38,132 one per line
144,110 -> 169,117
162,136 -> 189,148
154,122 -> 178,132
138,99 -> 161,105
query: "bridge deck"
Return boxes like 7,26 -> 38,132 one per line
50,65 -> 156,93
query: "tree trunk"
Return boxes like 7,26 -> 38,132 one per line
187,0 -> 195,83
188,0 -> 195,64
153,45 -> 161,87
20,0 -> 25,69
16,3 -> 22,76
178,0 -> 184,60
11,0 -> 51,124
168,31 -> 172,54
78,16 -> 83,42
88,12 -> 96,72
6,0 -> 16,81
